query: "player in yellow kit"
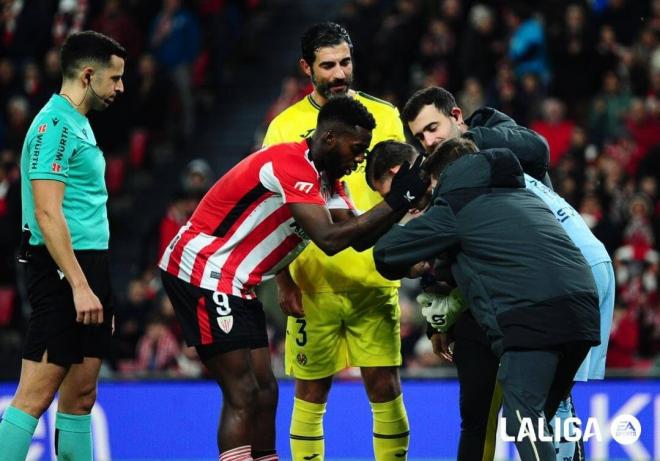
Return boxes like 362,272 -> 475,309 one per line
263,22 -> 410,461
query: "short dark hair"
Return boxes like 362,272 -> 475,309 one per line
301,22 -> 353,66
402,86 -> 457,123
61,31 -> 127,80
424,137 -> 478,178
317,96 -> 376,134
366,141 -> 417,190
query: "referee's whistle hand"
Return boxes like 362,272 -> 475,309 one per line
73,285 -> 104,325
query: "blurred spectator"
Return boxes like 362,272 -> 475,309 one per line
182,158 -> 213,194
0,152 -> 21,352
133,314 -> 181,373
337,0 -> 382,89
639,176 -> 660,241
625,98 -> 660,159
92,0 -> 143,62
416,18 -> 455,90
486,61 -> 521,118
593,24 -> 626,79
549,3 -> 596,117
41,47 -> 61,96
156,292 -> 182,343
371,0 -> 423,105
456,77 -> 484,120
149,0 -> 201,140
614,206 -> 657,319
603,134 -> 644,178
1,0 -> 57,59
517,72 -> 545,125
439,0 -> 464,37
598,0 -> 642,46
263,75 -> 307,126
606,304 -> 639,368
623,193 -> 656,247
589,71 -> 632,144
551,126 -> 591,206
0,157 -> 21,286
21,61 -> 49,110
652,0 -> 660,32
580,193 -> 622,252
129,54 -> 171,167
158,189 -> 201,258
0,58 -> 20,121
505,3 -> 549,84
114,277 -> 157,363
459,4 -> 501,88
532,98 -> 576,167
51,0 -> 89,46
4,96 -> 30,153
629,27 -> 657,95
399,296 -> 423,367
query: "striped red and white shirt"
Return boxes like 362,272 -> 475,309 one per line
159,139 -> 354,298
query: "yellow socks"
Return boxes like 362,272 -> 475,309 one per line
371,395 -> 410,460
290,397 -> 326,461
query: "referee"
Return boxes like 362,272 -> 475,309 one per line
0,31 -> 125,460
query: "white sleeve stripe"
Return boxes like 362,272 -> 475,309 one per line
259,162 -> 285,197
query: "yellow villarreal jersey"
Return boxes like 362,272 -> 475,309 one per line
263,92 -> 405,292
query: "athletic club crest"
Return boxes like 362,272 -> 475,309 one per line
217,315 -> 234,334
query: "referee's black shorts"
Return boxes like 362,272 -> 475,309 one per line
22,245 -> 114,366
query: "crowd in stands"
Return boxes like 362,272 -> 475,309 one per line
259,0 -> 660,375
0,0 -> 266,379
1,0 -> 659,379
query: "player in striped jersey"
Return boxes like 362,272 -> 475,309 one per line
159,97 -> 429,461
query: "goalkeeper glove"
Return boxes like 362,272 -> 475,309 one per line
417,288 -> 467,333
384,156 -> 430,211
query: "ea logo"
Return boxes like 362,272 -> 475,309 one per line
610,414 -> 641,445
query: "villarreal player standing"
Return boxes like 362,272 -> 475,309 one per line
263,22 -> 410,461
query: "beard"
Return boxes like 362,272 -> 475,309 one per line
323,148 -> 349,181
313,73 -> 353,100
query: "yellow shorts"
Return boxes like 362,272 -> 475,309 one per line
285,287 -> 401,379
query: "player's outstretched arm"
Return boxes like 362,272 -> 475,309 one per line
373,197 -> 459,280
330,207 -> 404,252
289,157 -> 430,255
289,200 -> 404,256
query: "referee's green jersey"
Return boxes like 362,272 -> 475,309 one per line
21,95 -> 109,250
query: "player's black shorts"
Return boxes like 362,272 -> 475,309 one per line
23,246 -> 114,366
160,269 -> 269,359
